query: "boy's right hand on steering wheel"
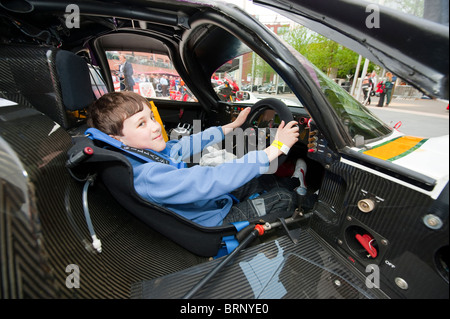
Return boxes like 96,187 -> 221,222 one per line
275,120 -> 299,148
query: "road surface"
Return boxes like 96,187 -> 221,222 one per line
366,97 -> 449,138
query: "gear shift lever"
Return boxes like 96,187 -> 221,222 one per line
295,186 -> 307,212
292,159 -> 308,212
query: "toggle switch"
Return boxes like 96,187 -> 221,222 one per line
355,233 -> 378,258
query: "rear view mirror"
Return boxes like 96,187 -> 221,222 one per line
236,91 -> 250,100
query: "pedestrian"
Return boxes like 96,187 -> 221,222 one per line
160,75 -> 169,96
118,54 -> 135,91
376,79 -> 386,107
361,75 -> 374,105
169,76 -> 176,91
370,71 -> 378,86
153,75 -> 162,96
384,72 -> 394,106
376,72 -> 395,107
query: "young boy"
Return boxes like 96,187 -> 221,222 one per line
87,91 -> 300,227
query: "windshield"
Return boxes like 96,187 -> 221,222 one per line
213,46 -> 392,144
312,65 -> 393,141
218,0 -> 446,144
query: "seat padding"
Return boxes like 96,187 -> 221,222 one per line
0,44 -> 95,129
55,50 -> 95,111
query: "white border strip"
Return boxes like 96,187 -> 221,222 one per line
340,157 -> 446,200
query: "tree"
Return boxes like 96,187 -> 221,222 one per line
253,54 -> 274,83
282,26 -> 376,78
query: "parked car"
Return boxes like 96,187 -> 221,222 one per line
0,0 -> 448,301
257,83 -> 275,94
277,81 -> 293,94
241,83 -> 258,92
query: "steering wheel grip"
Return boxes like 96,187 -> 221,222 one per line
243,98 -> 294,129
243,98 -> 294,167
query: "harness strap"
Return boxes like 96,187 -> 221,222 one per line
85,128 -> 186,169
215,221 -> 250,258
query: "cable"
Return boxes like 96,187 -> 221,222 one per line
82,177 -> 102,253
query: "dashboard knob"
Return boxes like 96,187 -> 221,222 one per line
357,198 -> 375,213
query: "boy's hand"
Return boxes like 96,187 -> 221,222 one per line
274,120 -> 299,149
264,120 -> 299,162
232,107 -> 251,128
222,107 -> 251,134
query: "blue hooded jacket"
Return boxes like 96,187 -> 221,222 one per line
125,126 -> 270,226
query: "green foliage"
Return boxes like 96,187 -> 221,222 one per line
282,26 -> 376,78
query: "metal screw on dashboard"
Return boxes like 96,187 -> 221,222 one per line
423,214 -> 443,230
395,277 -> 408,290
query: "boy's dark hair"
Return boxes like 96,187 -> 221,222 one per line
87,91 -> 149,136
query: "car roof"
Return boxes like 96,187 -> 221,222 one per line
254,0 -> 449,99
2,0 -> 447,99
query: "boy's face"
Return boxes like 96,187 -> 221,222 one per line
111,104 -> 166,151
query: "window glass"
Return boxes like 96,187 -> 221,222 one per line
212,52 -> 301,107
88,65 -> 108,98
364,0 -> 448,25
106,51 -> 197,102
213,48 -> 392,143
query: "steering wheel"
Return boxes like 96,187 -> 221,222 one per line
242,98 -> 294,167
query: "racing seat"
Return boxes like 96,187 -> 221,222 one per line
0,44 -> 95,130
67,135 -> 251,257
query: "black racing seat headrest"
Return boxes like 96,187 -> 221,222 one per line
56,50 -> 95,112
